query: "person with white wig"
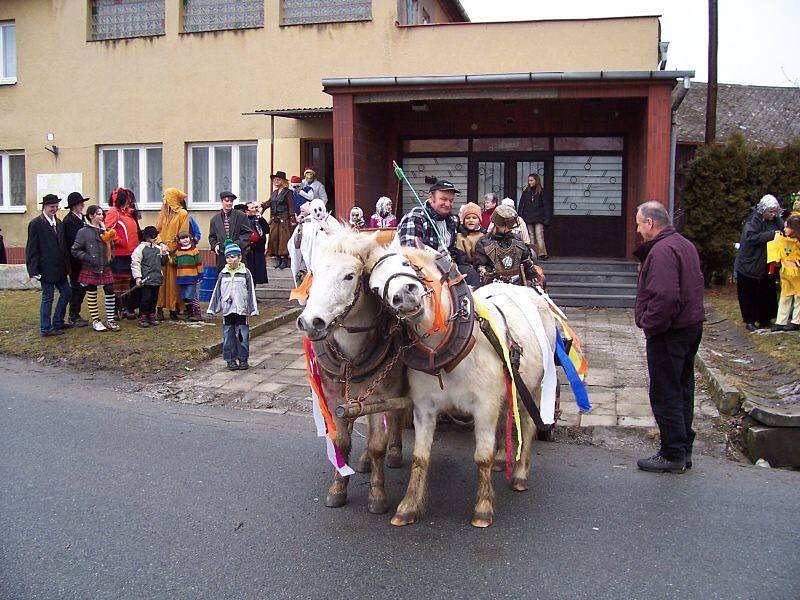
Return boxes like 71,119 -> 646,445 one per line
734,194 -> 784,331
369,196 -> 398,228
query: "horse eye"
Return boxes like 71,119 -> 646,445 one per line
402,261 -> 411,267
344,273 -> 355,281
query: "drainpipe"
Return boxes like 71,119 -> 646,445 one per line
669,77 -> 691,220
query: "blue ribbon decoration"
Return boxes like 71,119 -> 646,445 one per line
555,333 -> 591,412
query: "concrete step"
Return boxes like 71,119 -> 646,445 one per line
543,258 -> 638,273
545,271 -> 638,284
547,281 -> 637,296
257,288 -> 294,301
548,293 -> 636,308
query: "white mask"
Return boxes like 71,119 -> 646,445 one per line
310,199 -> 327,222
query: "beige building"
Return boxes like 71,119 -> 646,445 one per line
0,0 -> 685,262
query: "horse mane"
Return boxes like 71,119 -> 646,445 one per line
320,228 -> 380,264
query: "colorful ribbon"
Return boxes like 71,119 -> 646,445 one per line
555,333 -> 591,412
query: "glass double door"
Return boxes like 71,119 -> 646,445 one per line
473,155 -> 548,208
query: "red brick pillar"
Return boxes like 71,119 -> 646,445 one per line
332,93 -> 355,221
643,84 -> 672,206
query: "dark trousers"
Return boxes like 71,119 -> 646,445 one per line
139,285 -> 159,315
222,313 -> 250,363
40,279 -> 71,334
737,273 -> 779,326
645,323 -> 703,462
68,269 -> 86,321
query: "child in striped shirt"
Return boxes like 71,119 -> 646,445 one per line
172,231 -> 204,321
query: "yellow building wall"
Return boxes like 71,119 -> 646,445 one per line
0,0 -> 659,247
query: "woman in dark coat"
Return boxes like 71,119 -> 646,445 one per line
263,171 -> 295,269
244,201 -> 269,285
517,173 -> 551,259
734,194 -> 784,331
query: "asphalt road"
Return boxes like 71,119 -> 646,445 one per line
1,358 -> 798,600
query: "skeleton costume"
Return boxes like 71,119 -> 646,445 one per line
473,205 -> 537,286
289,199 -> 342,285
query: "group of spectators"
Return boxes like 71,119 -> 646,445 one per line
734,193 -> 800,332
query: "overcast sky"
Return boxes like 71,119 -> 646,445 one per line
460,0 -> 799,87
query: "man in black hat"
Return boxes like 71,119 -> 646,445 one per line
395,180 -> 479,285
263,171 -> 296,269
62,191 -> 90,326
26,194 -> 72,336
208,191 -> 252,274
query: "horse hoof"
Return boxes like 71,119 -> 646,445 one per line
356,457 -> 372,474
386,452 -> 403,469
368,498 -> 388,515
390,512 -> 417,527
491,460 -> 505,473
510,478 -> 529,492
470,513 -> 493,528
325,493 -> 347,508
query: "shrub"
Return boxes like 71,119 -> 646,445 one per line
682,134 -> 800,283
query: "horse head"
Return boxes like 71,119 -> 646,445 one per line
367,246 -> 430,325
296,229 -> 379,341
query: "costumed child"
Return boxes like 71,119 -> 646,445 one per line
172,231 -> 204,321
456,202 -> 485,267
486,198 -> 531,244
131,226 -> 168,328
290,175 -> 314,217
349,206 -> 365,231
206,243 -> 259,371
369,196 -> 398,228
71,205 -> 119,332
473,205 -> 538,287
767,214 -> 800,331
289,199 -> 342,288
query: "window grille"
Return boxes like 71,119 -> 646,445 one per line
282,0 -> 371,26
183,0 -> 264,33
553,155 -> 623,216
90,0 -> 165,41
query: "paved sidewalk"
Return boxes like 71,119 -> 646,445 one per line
185,307 -> 718,427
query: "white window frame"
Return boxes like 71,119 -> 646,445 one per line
0,22 -> 17,85
186,141 -> 258,210
98,144 -> 163,210
0,150 -> 26,213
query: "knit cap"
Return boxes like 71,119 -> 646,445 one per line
224,242 -> 242,256
459,202 -> 481,221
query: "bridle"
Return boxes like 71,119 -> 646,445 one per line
370,252 -> 430,318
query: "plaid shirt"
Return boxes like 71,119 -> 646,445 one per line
396,202 -> 459,256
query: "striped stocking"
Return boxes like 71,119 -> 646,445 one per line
86,290 -> 100,323
104,289 -> 117,323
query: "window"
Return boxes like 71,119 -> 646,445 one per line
472,137 -> 550,152
183,0 -> 264,33
98,145 -> 163,208
0,22 -> 16,84
0,151 -> 26,212
282,0 -> 371,26
403,139 -> 469,153
554,137 -> 624,151
90,0 -> 165,41
553,155 -> 622,216
187,142 -> 258,208
401,156 -> 469,214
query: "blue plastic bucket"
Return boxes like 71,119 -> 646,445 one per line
199,266 -> 217,302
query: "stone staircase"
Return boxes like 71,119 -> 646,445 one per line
542,257 -> 639,308
256,266 -> 298,309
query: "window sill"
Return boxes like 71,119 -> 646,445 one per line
0,206 -> 27,214
88,33 -> 165,43
0,77 -> 17,86
280,18 -> 371,27
180,25 -> 263,35
188,205 -> 225,211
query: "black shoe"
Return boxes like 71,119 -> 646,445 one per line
785,323 -> 799,332
771,324 -> 787,332
745,323 -> 758,332
56,322 -> 73,330
70,317 -> 89,327
637,453 -> 685,474
41,329 -> 65,337
157,308 -> 165,322
169,310 -> 181,321
238,360 -> 249,370
539,255 -> 549,261
685,449 -> 693,469
227,361 -> 239,371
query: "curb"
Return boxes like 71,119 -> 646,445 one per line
695,346 -> 743,415
203,306 -> 302,359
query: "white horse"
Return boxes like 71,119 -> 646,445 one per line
295,231 -> 407,514
366,246 -> 556,528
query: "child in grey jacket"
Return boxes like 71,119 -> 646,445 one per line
207,242 -> 259,370
131,226 -> 169,327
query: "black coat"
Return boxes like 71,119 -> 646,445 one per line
71,225 -> 112,274
733,210 -> 784,279
208,209 -> 253,272
517,187 -> 551,225
26,214 -> 70,283
62,211 -> 86,274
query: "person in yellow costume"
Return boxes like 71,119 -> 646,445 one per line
155,188 -> 190,320
767,214 -> 800,331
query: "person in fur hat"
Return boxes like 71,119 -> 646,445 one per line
369,196 -> 398,228
456,202 -> 485,266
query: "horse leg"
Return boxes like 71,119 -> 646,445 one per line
471,407 -> 499,528
493,406 -> 507,472
510,409 -> 537,492
325,415 -> 352,508
391,400 -> 436,527
366,411 -> 390,514
386,408 -> 404,469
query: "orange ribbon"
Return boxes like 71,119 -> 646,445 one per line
289,272 -> 314,303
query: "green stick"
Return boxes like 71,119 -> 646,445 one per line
392,160 -> 445,248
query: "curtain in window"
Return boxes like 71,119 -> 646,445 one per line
2,25 -> 16,78
146,148 -> 163,206
239,146 -> 257,203
214,146 -> 232,200
102,149 -> 118,204
9,154 -> 25,206
191,147 -> 209,204
123,148 -> 140,201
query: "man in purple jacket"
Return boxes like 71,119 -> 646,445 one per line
634,201 -> 705,474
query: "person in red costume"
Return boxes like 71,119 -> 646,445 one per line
104,187 -> 141,319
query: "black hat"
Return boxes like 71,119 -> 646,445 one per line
271,171 -> 288,181
141,225 -> 159,240
429,180 -> 461,194
66,191 -> 89,208
41,194 -> 61,206
220,191 -> 237,200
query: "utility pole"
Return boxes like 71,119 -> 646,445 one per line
705,0 -> 718,145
